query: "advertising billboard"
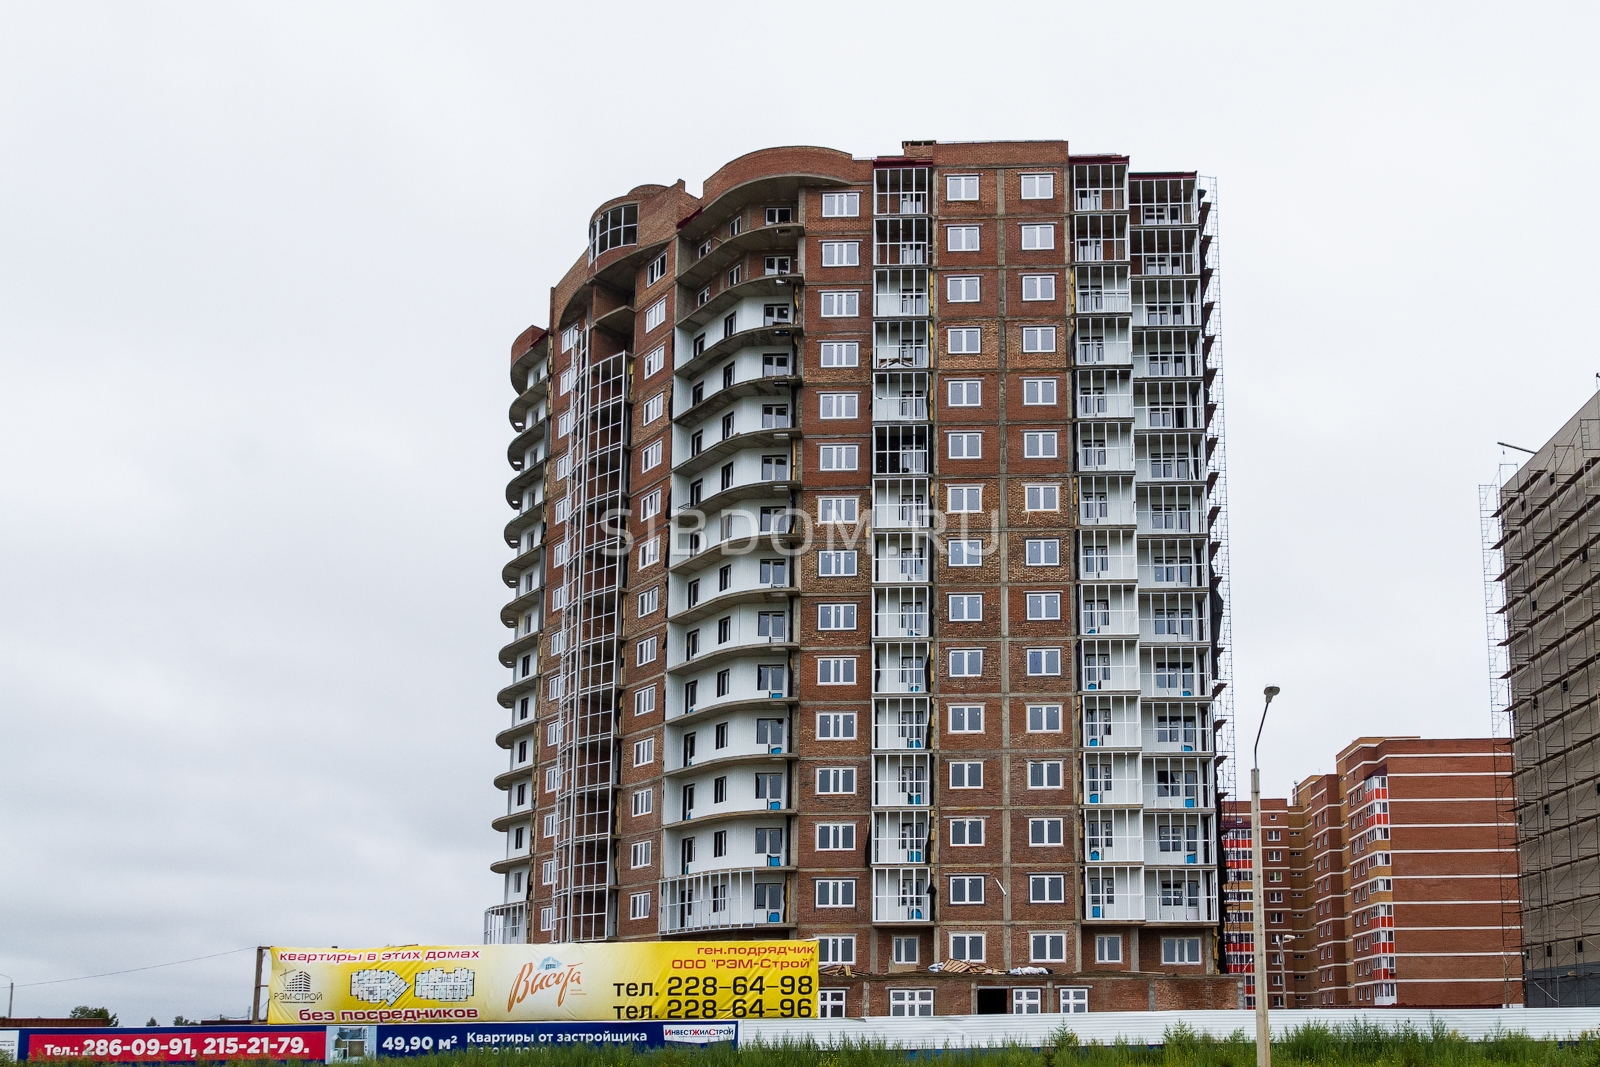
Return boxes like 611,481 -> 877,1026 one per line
265,942 -> 816,1024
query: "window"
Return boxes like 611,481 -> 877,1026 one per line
643,345 -> 664,377
1030,873 -> 1066,903
635,636 -> 657,666
512,826 -> 525,850
948,539 -> 983,566
557,411 -> 573,438
1025,539 -> 1060,566
818,990 -> 847,1018
946,174 -> 978,200
947,226 -> 980,251
631,788 -> 652,816
948,432 -> 982,459
1021,326 -> 1057,352
820,341 -> 859,367
948,876 -> 984,904
560,324 -> 580,352
946,276 -> 980,302
947,327 -> 981,354
818,657 -> 856,684
1028,761 -> 1063,789
1026,648 -> 1062,676
1031,933 -> 1067,962
541,814 -> 556,838
820,192 -> 859,217
1021,274 -> 1056,301
1023,431 -> 1058,458
1020,224 -> 1055,249
818,712 -> 856,739
1024,700 -> 1062,735
629,892 -> 651,920
541,859 -> 556,885
1020,173 -> 1055,200
950,933 -> 985,961
1163,938 -> 1203,965
889,989 -> 932,1017
643,299 -> 666,331
1026,592 -> 1061,620
540,906 -> 556,932
640,440 -> 662,471
630,840 -> 652,868
1022,378 -> 1058,406
817,767 -> 857,794
815,879 -> 857,908
819,393 -> 858,419
949,761 -> 983,788
949,649 -> 983,678
817,937 -> 856,965
820,291 -> 859,317
638,490 -> 662,520
821,241 -> 859,266
948,379 -> 981,406
892,938 -> 919,965
754,773 -> 783,804
818,603 -> 858,630
818,550 -> 858,576
819,444 -> 859,470
1096,935 -> 1122,963
1025,484 -> 1060,511
642,393 -> 664,423
638,537 -> 661,567
1060,988 -> 1088,1014
1029,818 -> 1064,845
816,822 -> 856,850
633,737 -> 655,766
949,818 -> 984,845
646,251 -> 668,286
633,687 -> 655,716
949,704 -> 983,732
819,496 -> 859,523
761,454 -> 789,480
949,594 -> 982,621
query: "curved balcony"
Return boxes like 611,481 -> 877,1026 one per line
676,276 -> 799,334
675,324 -> 802,383
489,854 -> 534,876
497,671 -> 541,708
502,505 -> 545,549
669,692 -> 796,728
672,427 -> 801,482
491,808 -> 538,832
675,374 -> 801,426
497,627 -> 540,669
668,639 -> 798,677
505,461 -> 550,506
506,422 -> 549,470
592,300 -> 635,341
673,478 -> 798,524
500,546 -> 543,589
494,717 -> 540,749
509,374 -> 551,431
668,529 -> 797,576
669,583 -> 798,627
657,867 -> 796,936
677,224 -> 806,292
668,805 -> 797,832
500,584 -> 546,627
664,751 -> 794,779
492,765 -> 536,790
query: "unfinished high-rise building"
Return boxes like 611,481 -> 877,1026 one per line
1484,393 -> 1600,1007
484,140 -> 1239,1014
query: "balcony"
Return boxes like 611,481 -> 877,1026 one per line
872,754 -> 930,806
1078,392 -> 1135,420
1076,289 -> 1131,313
1080,662 -> 1140,693
873,605 -> 929,641
1145,837 -> 1214,868
1076,338 -> 1132,367
873,644 -> 929,696
872,867 -> 932,922
658,870 -> 790,935
1079,443 -> 1135,473
1141,615 -> 1208,643
873,395 -> 928,422
1084,866 -> 1145,921
483,901 -> 527,945
872,540 -> 930,585
872,811 -> 930,863
1083,809 -> 1143,864
872,501 -> 932,530
1144,778 -> 1214,812
874,322 -> 929,368
1082,767 -> 1142,807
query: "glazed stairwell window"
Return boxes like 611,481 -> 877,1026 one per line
588,203 -> 637,262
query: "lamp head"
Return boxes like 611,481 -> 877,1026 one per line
1264,685 -> 1281,703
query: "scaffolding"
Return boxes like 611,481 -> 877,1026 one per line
1480,467 -> 1520,1004
551,325 -> 630,942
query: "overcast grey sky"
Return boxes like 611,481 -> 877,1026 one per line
2,0 -> 1596,1025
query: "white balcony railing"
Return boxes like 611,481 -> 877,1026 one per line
872,868 -> 932,922
483,902 -> 526,945
872,503 -> 932,530
872,755 -> 930,806
873,396 -> 929,421
1078,393 -> 1135,419
873,554 -> 929,584
1144,782 -> 1214,811
1076,290 -> 1131,313
874,344 -> 929,369
1085,866 -> 1145,921
874,293 -> 928,317
874,608 -> 929,640
872,812 -> 930,862
871,717 -> 928,750
658,869 -> 787,934
1080,663 -> 1140,692
1076,340 -> 1133,366
1079,444 -> 1135,472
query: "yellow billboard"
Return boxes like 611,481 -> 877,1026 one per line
266,942 -> 817,1024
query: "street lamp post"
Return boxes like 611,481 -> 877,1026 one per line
1252,685 -> 1281,1067
1,971 -> 14,1020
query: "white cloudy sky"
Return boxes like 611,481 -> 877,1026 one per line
2,0 -> 1596,1024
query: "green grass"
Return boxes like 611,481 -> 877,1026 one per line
11,1023 -> 1600,1067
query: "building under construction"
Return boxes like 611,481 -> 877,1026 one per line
1484,393 -> 1600,1007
